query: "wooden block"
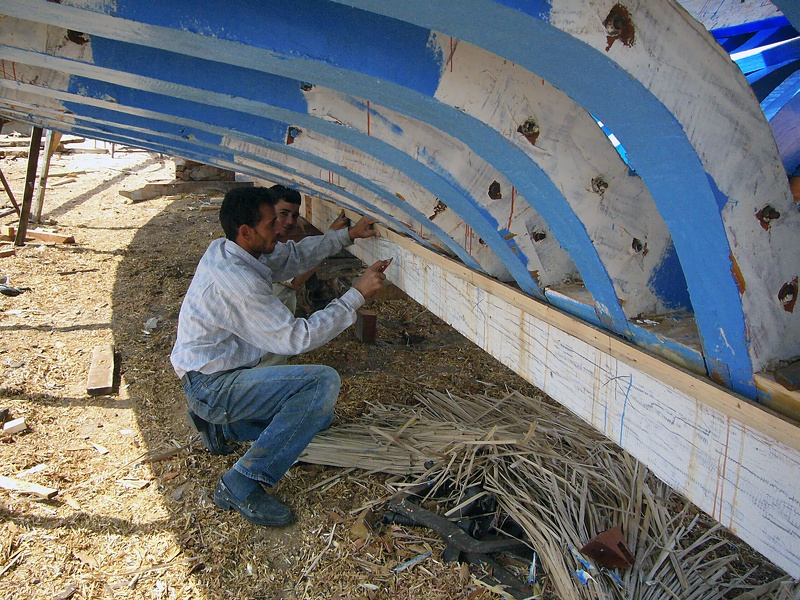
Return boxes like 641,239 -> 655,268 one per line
0,247 -> 15,258
0,474 -> 58,499
356,309 -> 377,344
86,344 -> 116,396
2,417 -> 26,435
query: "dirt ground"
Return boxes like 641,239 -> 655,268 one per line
0,146 -> 793,599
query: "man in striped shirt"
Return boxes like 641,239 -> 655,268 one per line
171,186 -> 391,527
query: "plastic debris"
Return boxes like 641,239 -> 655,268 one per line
393,552 -> 431,573
574,569 -> 595,585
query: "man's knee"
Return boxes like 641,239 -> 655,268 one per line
314,365 -> 341,411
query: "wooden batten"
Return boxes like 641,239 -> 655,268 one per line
308,197 -> 800,579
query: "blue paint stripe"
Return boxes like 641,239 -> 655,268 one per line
68,75 -> 290,143
711,16 -> 792,38
87,36 -> 309,114
732,37 -> 800,75
110,0 -> 443,96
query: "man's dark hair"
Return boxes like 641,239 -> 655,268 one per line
219,187 -> 277,241
269,184 -> 302,206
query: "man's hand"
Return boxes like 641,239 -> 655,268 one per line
348,216 -> 380,241
329,210 -> 350,231
353,259 -> 392,300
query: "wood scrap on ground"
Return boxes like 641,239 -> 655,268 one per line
86,344 -> 116,396
0,474 -> 58,499
0,225 -> 74,244
303,389 -> 784,600
118,180 -> 253,203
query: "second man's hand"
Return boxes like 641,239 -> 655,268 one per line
348,216 -> 380,241
329,210 -> 350,231
354,259 -> 392,300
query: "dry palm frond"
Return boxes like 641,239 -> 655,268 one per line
303,389 -> 785,600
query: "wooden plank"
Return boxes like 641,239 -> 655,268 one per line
0,474 -> 58,499
0,247 -> 16,258
308,197 -> 800,578
1,226 -> 74,244
315,200 -> 800,449
86,344 -> 116,396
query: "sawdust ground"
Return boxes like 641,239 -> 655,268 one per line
0,147 -> 789,599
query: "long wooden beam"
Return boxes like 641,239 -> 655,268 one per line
307,197 -> 800,579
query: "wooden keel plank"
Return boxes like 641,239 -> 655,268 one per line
86,344 -> 116,396
308,197 -> 800,579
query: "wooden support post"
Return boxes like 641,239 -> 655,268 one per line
32,129 -> 61,224
0,167 -> 20,216
14,126 -> 43,247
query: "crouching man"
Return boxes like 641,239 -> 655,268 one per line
170,186 -> 390,527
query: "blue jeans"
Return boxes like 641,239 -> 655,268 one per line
181,364 -> 340,486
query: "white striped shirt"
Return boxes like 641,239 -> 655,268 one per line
170,228 -> 364,378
